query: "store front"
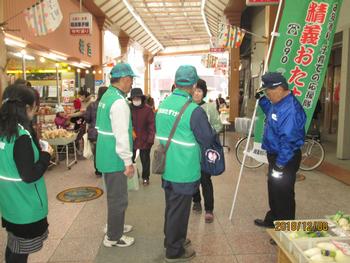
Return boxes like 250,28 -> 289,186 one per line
2,0 -> 103,101
151,52 -> 229,108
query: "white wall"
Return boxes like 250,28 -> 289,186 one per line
336,0 -> 350,32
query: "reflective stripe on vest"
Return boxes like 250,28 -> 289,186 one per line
156,136 -> 196,147
0,175 -> 22,182
97,130 -> 114,136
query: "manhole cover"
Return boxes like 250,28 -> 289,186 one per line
56,186 -> 103,203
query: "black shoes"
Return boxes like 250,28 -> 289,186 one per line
192,202 -> 202,213
254,219 -> 274,228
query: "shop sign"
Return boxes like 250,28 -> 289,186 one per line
251,0 -> 343,162
70,12 -> 92,35
246,0 -> 279,6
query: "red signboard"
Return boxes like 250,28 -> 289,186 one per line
246,0 -> 279,6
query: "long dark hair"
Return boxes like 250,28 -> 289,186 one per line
0,84 -> 36,142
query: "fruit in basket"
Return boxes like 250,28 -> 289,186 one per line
42,129 -> 75,139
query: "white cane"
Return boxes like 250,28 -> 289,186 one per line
229,0 -> 284,221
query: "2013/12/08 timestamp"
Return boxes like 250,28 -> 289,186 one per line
274,221 -> 329,232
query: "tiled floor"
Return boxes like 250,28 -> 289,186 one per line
0,132 -> 349,263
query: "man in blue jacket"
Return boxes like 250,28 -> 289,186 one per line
254,72 -> 306,228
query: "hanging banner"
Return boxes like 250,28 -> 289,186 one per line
246,0 -> 279,6
218,24 -> 246,49
251,0 -> 343,163
23,0 -> 63,36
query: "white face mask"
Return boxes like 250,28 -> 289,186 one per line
132,99 -> 142,106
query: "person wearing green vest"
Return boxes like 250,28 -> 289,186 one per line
191,79 -> 223,223
0,84 -> 53,263
96,63 -> 136,248
156,65 -> 216,262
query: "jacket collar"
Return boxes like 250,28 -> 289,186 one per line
173,88 -> 192,100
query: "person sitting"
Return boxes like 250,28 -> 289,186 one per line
54,105 -> 70,129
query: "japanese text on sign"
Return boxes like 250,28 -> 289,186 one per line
70,12 -> 92,35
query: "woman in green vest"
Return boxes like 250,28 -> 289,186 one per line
0,84 -> 53,263
191,79 -> 223,223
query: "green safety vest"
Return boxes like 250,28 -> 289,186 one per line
156,89 -> 201,183
0,125 -> 48,224
95,85 -> 133,173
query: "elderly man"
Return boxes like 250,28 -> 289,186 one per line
254,72 -> 306,228
96,63 -> 136,247
156,65 -> 216,262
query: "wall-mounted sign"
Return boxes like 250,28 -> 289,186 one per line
79,39 -> 92,57
246,0 -> 279,6
70,12 -> 93,35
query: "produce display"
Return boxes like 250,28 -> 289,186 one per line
289,230 -> 330,239
38,106 -> 55,115
303,241 -> 350,262
42,129 -> 75,139
329,212 -> 350,232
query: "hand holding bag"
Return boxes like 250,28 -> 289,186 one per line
152,101 -> 191,174
83,133 -> 93,159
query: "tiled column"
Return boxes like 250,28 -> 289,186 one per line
228,47 -> 240,122
336,28 -> 350,159
143,53 -> 151,95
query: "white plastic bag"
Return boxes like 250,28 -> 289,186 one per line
83,133 -> 93,159
128,164 -> 139,191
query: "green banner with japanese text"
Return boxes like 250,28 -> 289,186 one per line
250,0 -> 342,163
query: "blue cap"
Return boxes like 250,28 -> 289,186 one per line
110,63 -> 137,78
261,72 -> 289,90
175,65 -> 199,87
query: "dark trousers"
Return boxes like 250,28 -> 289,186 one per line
5,246 -> 28,263
90,140 -> 100,174
163,185 -> 192,258
264,150 -> 301,224
132,149 -> 151,180
192,171 -> 214,212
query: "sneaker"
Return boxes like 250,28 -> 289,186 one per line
143,179 -> 149,186
192,202 -> 202,213
165,247 -> 196,262
103,235 -> 135,248
205,211 -> 214,223
103,224 -> 133,234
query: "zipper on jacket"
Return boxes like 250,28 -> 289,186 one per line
34,184 -> 43,208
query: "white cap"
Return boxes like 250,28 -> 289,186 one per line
55,104 -> 65,113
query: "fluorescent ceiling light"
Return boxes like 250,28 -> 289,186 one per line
13,52 -> 35,60
46,52 -> 67,61
122,0 -> 164,51
201,0 -> 212,38
79,62 -> 92,68
4,37 -> 27,48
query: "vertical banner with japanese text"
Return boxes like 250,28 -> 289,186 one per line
251,0 -> 342,162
